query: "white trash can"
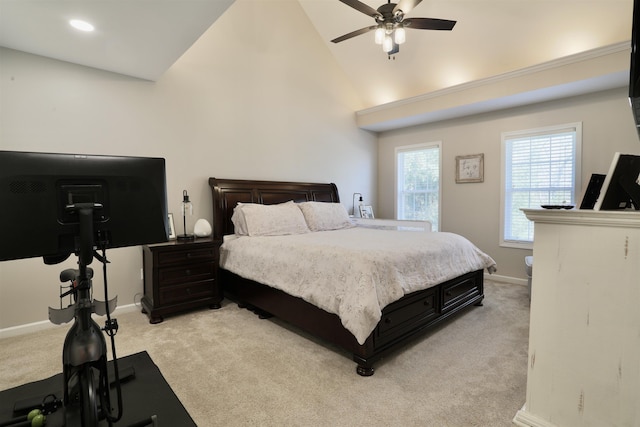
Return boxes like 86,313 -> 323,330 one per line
525,256 -> 533,298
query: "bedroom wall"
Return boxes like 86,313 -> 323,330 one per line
0,0 -> 377,330
377,86 -> 640,281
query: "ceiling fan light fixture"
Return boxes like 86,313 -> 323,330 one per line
331,0 -> 457,57
382,35 -> 394,53
394,26 -> 406,44
374,26 -> 385,44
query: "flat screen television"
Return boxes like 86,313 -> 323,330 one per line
0,151 -> 169,262
594,152 -> 640,210
630,0 -> 640,135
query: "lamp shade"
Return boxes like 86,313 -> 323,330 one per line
382,35 -> 393,52
374,26 -> 385,44
394,27 -> 406,44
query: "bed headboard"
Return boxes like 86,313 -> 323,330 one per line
208,178 -> 340,239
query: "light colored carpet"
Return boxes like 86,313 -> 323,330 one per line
0,280 -> 529,426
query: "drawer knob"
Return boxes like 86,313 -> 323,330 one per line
423,300 -> 430,306
185,269 -> 191,275
384,317 -> 392,324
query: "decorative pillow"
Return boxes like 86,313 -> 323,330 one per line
298,202 -> 354,231
236,201 -> 310,236
231,203 -> 249,236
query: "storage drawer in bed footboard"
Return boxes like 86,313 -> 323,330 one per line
441,274 -> 482,313
375,288 -> 438,347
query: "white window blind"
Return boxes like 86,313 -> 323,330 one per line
502,123 -> 581,247
396,143 -> 441,230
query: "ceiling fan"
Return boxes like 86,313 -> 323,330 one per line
331,0 -> 456,57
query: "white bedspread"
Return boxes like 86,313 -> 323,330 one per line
220,228 -> 496,344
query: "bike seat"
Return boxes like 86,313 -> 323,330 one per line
59,268 -> 94,282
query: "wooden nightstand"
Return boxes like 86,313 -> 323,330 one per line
141,237 -> 222,324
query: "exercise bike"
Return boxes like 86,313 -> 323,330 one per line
48,203 -> 122,426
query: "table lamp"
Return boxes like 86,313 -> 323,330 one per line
177,190 -> 195,241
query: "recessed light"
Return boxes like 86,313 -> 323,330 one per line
69,19 -> 94,32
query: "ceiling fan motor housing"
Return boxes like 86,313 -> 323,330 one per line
375,3 -> 405,25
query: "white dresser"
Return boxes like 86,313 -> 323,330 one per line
514,209 -> 640,427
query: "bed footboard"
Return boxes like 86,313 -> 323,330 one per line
355,270 -> 484,375
222,268 -> 484,376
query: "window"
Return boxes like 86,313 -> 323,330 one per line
501,123 -> 582,248
396,142 -> 441,231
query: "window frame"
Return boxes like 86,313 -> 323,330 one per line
395,141 -> 442,231
500,122 -> 582,249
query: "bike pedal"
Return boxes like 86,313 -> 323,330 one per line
103,318 -> 119,334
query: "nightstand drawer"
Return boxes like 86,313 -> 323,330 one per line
158,247 -> 216,266
159,280 -> 215,305
158,262 -> 215,286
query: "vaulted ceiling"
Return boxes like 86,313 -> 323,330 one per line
302,0 -> 632,108
0,0 -> 633,112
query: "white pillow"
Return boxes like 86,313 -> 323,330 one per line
298,202 -> 354,231
236,201 -> 310,236
231,203 -> 249,236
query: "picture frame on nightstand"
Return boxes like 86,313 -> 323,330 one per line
359,205 -> 374,219
168,213 -> 176,239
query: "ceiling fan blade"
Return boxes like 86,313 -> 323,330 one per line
404,18 -> 456,31
331,25 -> 378,43
393,0 -> 423,15
338,0 -> 382,19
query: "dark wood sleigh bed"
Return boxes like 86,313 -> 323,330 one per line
209,177 -> 485,376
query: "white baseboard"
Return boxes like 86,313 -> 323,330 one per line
485,272 -> 527,286
0,303 -> 140,339
513,405 -> 558,427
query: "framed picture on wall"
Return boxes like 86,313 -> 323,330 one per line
456,154 -> 484,183
359,205 -> 375,219
168,213 -> 176,239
